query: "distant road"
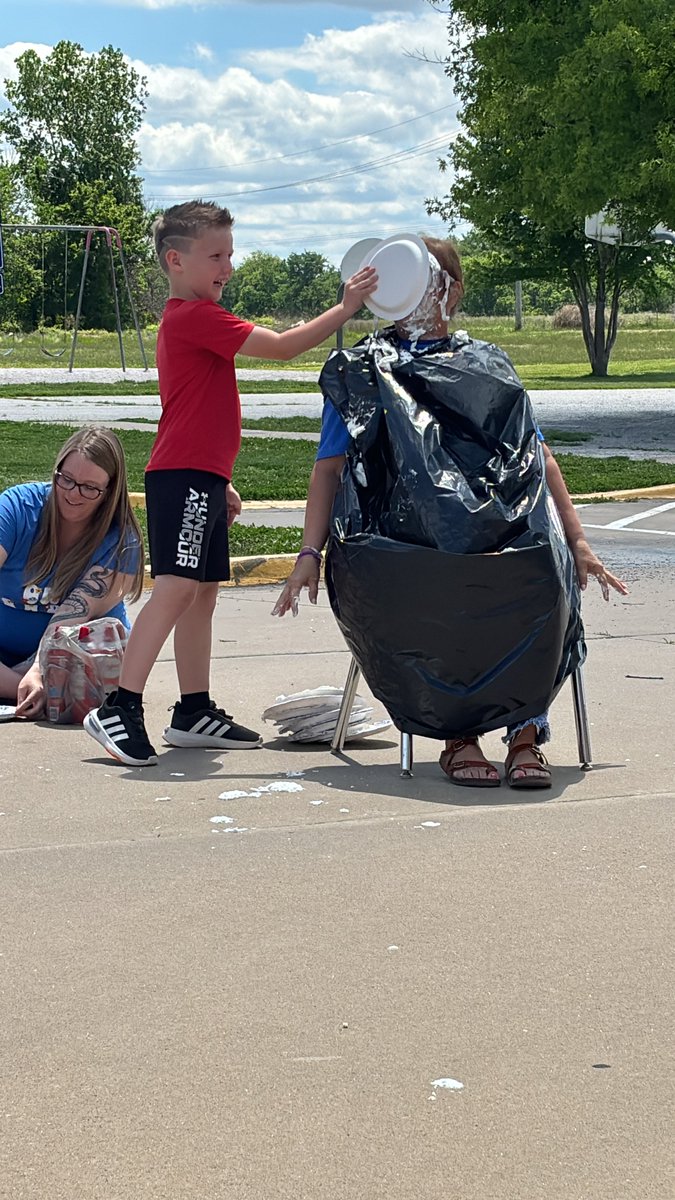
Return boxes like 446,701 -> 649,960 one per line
1,386 -> 673,457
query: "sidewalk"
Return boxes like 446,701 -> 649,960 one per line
1,576 -> 673,1198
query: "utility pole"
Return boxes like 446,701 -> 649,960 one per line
514,279 -> 523,330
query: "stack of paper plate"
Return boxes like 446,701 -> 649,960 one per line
0,704 -> 16,722
262,686 -> 391,743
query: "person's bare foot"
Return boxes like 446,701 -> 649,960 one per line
439,737 -> 500,788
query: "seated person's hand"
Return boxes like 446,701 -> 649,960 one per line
15,663 -> 46,720
272,554 -> 321,617
571,536 -> 628,601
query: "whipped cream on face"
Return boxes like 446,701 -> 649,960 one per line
395,253 -> 452,348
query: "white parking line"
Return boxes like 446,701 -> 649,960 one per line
602,501 -> 675,530
581,522 -> 675,537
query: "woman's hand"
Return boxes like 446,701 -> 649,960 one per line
226,483 -> 242,528
571,536 -> 628,600
15,663 -> 46,720
272,555 -> 321,617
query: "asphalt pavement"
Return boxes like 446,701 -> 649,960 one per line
1,368 -> 674,1197
1,572 -> 673,1199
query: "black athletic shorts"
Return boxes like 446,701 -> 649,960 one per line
145,468 -> 230,582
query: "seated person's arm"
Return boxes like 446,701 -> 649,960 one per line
272,456 -> 344,616
15,564 -> 136,718
543,444 -> 627,599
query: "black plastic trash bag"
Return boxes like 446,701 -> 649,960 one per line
321,331 -> 585,739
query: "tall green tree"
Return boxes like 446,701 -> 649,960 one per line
428,0 -> 675,375
224,251 -> 289,320
0,161 -> 41,332
1,41 -> 149,329
278,251 -> 341,318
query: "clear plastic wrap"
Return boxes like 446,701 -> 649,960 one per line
39,617 -> 128,725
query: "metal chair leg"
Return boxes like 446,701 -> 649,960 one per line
330,657 -> 361,754
400,732 -> 413,777
571,666 -> 593,770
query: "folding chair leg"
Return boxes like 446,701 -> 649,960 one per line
400,732 -> 413,777
571,666 -> 593,770
331,656 -> 361,754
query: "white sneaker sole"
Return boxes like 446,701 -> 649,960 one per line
162,727 -> 263,750
84,710 -> 159,767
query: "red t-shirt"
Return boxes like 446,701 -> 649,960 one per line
147,299 -> 254,479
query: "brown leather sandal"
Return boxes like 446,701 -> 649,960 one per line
439,737 -> 501,788
504,742 -> 552,790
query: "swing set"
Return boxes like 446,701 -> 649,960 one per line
0,221 -> 148,371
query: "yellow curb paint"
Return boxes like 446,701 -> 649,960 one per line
574,483 -> 675,502
143,553 -> 303,591
130,493 -> 305,511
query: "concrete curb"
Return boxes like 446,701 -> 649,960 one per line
129,494 -> 305,511
143,553 -> 301,591
573,483 -> 675,502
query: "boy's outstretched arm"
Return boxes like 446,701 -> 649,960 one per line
239,267 -> 377,362
543,444 -> 628,600
272,456 -> 343,616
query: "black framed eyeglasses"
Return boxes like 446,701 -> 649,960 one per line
54,470 -> 107,501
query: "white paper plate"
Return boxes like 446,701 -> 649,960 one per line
290,718 -> 391,743
263,688 -> 369,722
280,707 -> 374,736
339,237 -> 381,283
0,704 -> 17,722
361,233 -> 430,321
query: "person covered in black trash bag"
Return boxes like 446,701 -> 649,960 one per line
273,236 -> 627,790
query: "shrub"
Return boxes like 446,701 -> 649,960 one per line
552,304 -> 583,329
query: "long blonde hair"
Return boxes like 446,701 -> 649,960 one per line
25,426 -> 145,604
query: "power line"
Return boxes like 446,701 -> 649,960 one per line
141,102 -> 459,175
145,132 -> 455,202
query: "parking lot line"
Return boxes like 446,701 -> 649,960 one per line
581,522 -> 675,537
602,501 -> 675,530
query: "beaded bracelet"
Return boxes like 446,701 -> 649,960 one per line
297,546 -> 322,564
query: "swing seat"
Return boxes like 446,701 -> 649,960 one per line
39,331 -> 69,359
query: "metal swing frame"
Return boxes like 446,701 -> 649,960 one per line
0,222 -> 149,373
39,230 -> 69,359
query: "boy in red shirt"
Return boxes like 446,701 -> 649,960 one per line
84,200 -> 377,766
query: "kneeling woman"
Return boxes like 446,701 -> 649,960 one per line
0,427 -> 144,718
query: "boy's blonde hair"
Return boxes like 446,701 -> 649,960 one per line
152,200 -> 234,275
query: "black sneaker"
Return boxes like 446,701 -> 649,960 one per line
163,702 -> 262,750
83,693 -> 158,766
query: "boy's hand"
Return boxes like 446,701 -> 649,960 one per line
571,536 -> 628,600
225,482 -> 242,527
341,266 -> 378,318
272,556 -> 321,617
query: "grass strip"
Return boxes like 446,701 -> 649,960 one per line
1,421 -> 674,500
0,379 -> 320,399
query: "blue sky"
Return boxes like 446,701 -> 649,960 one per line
1,0 -> 460,264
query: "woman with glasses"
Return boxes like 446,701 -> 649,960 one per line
0,426 -> 144,719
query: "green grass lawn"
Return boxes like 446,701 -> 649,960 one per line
2,421 -> 673,502
2,318 -> 674,387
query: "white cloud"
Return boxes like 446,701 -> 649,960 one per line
1,12 -> 458,263
191,43 -> 215,62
